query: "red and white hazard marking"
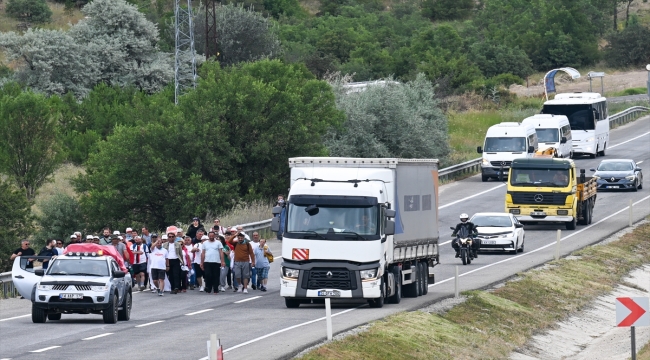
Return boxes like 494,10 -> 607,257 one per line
292,248 -> 309,260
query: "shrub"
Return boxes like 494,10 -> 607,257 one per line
469,42 -> 534,79
36,193 -> 85,243
6,0 -> 52,23
0,179 -> 33,272
604,23 -> 650,68
421,0 -> 474,21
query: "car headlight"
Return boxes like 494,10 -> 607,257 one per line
500,232 -> 515,238
90,285 -> 109,292
282,267 -> 299,279
37,284 -> 53,291
593,175 -> 600,180
585,137 -> 595,142
360,269 -> 378,281
625,175 -> 636,181
482,158 -> 490,165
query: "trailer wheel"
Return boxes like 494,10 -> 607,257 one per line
421,262 -> 429,295
565,217 -> 577,230
402,265 -> 418,298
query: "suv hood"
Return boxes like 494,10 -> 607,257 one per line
39,275 -> 110,284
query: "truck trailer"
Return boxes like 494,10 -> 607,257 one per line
272,157 -> 440,308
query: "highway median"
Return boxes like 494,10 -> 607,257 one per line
298,219 -> 650,360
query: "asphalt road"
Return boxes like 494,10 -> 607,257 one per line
1,116 -> 649,360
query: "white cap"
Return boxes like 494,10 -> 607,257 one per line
118,236 -> 123,240
162,235 -> 168,240
86,235 -> 93,239
201,235 -> 209,240
70,234 -> 77,238
126,227 -> 132,232
113,230 -> 120,235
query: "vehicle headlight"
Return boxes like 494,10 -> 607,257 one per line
282,267 -> 299,279
482,158 -> 490,165
90,285 -> 109,292
360,269 -> 378,280
593,175 -> 600,180
625,175 -> 636,181
500,232 -> 515,238
585,137 -> 595,142
37,284 -> 53,291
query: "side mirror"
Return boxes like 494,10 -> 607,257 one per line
636,168 -> 642,172
594,110 -> 600,120
560,136 -> 567,144
515,223 -> 524,228
528,146 -> 535,153
272,206 -> 283,215
113,270 -> 126,278
385,209 -> 396,218
589,168 -> 596,172
35,269 -> 44,276
385,220 -> 395,236
271,217 -> 280,232
477,146 -> 483,154
449,226 -> 455,231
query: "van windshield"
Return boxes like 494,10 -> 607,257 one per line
484,137 -> 526,152
536,128 -> 559,143
510,169 -> 570,187
542,105 -> 595,131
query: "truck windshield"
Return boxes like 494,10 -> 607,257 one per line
542,105 -> 595,131
48,259 -> 109,276
286,204 -> 379,240
510,168 -> 570,187
484,137 -> 526,152
536,128 -> 559,143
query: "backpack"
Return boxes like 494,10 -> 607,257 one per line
131,243 -> 149,261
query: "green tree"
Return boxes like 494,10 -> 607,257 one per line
6,0 -> 52,23
604,22 -> 650,67
0,90 -> 63,199
36,193 -> 85,243
469,41 -> 534,79
421,0 -> 474,21
0,179 -> 34,272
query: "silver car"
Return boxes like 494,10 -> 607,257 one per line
591,159 -> 643,191
471,212 -> 525,254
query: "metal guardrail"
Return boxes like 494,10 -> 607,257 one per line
609,106 -> 650,127
1,271 -> 18,299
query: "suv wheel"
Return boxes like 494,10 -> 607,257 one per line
32,304 -> 47,323
103,294 -> 118,324
47,313 -> 62,321
118,291 -> 132,321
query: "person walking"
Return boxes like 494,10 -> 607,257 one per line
191,235 -> 204,291
163,231 -> 184,294
254,238 -> 272,291
250,232 -> 261,289
187,217 -> 205,241
149,237 -> 168,296
131,236 -> 149,291
110,235 -> 129,262
228,231 -> 255,294
180,236 -> 193,292
201,232 -> 225,294
219,235 -> 231,291
141,227 -> 152,247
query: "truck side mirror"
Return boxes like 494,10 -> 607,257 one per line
449,226 -> 455,231
271,217 -> 280,232
113,271 -> 125,278
385,209 -> 396,218
477,146 -> 483,154
272,206 -> 283,215
589,168 -> 596,172
385,220 -> 395,236
528,146 -> 535,153
560,136 -> 567,144
580,168 -> 585,183
35,269 -> 44,276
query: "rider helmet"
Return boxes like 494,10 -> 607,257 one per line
459,213 -> 469,222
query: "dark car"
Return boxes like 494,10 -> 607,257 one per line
591,159 -> 643,191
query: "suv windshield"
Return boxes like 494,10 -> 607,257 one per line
286,204 -> 379,240
510,168 -> 570,187
484,137 -> 526,152
542,104 -> 595,131
472,215 -> 513,227
48,259 -> 109,276
597,162 -> 633,171
536,128 -> 559,143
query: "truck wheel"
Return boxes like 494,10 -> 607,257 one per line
368,280 -> 385,308
565,217 -> 577,230
47,313 -> 61,321
598,143 -> 606,156
103,294 -> 118,324
589,151 -> 596,159
388,268 -> 401,304
118,291 -> 132,321
421,262 -> 429,295
32,305 -> 47,323
580,204 -> 589,225
481,175 -> 489,182
285,298 -> 301,308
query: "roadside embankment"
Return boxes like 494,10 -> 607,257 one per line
297,219 -> 650,360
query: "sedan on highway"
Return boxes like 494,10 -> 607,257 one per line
471,212 -> 525,254
591,159 -> 643,191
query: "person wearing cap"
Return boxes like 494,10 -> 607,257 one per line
201,231 -> 225,294
191,235 -> 205,291
176,229 -> 184,243
110,234 -> 129,262
67,234 -> 79,247
163,231 -> 185,294
85,235 -> 94,243
227,230 -> 255,293
187,217 -> 205,241
124,227 -> 133,241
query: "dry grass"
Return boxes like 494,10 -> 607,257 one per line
32,163 -> 84,217
299,221 -> 650,360
0,1 -> 84,33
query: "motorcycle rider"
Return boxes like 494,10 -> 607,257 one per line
451,213 -> 479,258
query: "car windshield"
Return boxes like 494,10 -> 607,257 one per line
484,137 -> 526,152
510,168 -> 570,187
597,162 -> 633,171
542,104 -> 595,131
47,259 -> 109,276
536,128 -> 559,143
286,204 -> 378,239
472,215 -> 513,227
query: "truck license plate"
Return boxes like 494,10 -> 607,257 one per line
317,290 -> 341,297
482,240 -> 496,245
531,211 -> 546,216
60,293 -> 83,299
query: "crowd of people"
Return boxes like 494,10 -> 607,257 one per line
10,218 -> 274,296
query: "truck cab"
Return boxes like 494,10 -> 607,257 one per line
477,122 -> 538,182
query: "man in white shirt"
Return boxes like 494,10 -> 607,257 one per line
201,231 -> 225,294
250,232 -> 261,290
150,237 -> 168,296
191,236 -> 205,291
131,236 -> 149,291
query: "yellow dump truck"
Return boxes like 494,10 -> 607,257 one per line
505,158 -> 597,230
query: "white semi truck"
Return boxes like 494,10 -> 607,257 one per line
272,157 -> 440,308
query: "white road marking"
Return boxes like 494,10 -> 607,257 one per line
185,309 -> 213,316
135,320 -> 164,327
439,184 -> 506,209
0,314 -> 30,322
608,131 -> 650,149
82,333 -> 113,340
234,296 -> 262,304
30,346 -> 60,353
1,358 -> 12,360
430,194 -> 650,287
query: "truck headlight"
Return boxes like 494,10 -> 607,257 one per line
37,284 -> 53,291
625,175 -> 636,181
585,137 -> 594,142
90,285 -> 109,292
482,158 -> 490,165
360,269 -> 378,281
282,267 -> 299,279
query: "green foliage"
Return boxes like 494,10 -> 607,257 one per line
0,179 -> 34,272
604,23 -> 650,67
325,74 -> 450,161
421,0 -> 474,21
469,41 -> 534,79
0,89 -> 63,199
6,0 -> 52,23
36,193 -> 84,243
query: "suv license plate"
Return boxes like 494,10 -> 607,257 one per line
531,211 -> 546,216
317,290 -> 341,297
60,293 -> 83,299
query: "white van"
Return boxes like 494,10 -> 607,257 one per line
521,114 -> 572,158
541,92 -> 609,159
477,122 -> 538,182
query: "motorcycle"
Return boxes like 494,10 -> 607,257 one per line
450,226 -> 474,265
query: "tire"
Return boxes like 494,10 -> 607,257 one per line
103,294 -> 118,324
598,143 -> 606,156
589,151 -> 596,159
47,312 -> 61,321
579,203 -> 589,225
481,175 -> 489,182
510,241 -> 518,254
518,237 -> 525,253
566,217 -> 577,230
118,291 -> 132,321
388,268 -> 401,304
587,200 -> 593,224
461,248 -> 468,265
32,305 -> 47,323
368,280 -> 385,308
421,262 -> 429,295
633,180 -> 639,192
285,298 -> 301,308
402,265 -> 418,298
415,264 -> 422,296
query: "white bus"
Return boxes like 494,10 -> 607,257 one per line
541,92 -> 609,159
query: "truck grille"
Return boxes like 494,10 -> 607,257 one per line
491,161 -> 512,167
52,285 -> 68,291
510,192 -> 568,205
303,268 -> 357,290
75,285 -> 92,291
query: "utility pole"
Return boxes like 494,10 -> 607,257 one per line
205,0 -> 219,60
174,0 -> 197,105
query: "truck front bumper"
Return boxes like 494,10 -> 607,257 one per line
481,166 -> 509,178
508,207 -> 574,223
572,143 -> 596,155
515,215 -> 574,222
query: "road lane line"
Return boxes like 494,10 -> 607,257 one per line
440,184 -> 506,209
0,314 -> 30,322
30,346 -> 60,353
135,320 -> 164,327
608,131 -> 650,149
82,333 -> 113,341
185,309 -> 213,316
430,194 -> 650,287
234,296 -> 262,304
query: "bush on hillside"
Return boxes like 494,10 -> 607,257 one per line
604,23 -> 650,67
421,0 -> 474,21
6,0 -> 52,23
469,41 -> 534,79
0,179 -> 33,273
36,193 -> 85,244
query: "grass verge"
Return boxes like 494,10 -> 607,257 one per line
608,87 -> 648,97
298,220 -> 650,360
